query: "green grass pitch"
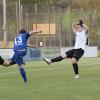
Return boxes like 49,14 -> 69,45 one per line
0,58 -> 100,100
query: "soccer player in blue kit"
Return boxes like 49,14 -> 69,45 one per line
12,29 -> 42,83
0,29 -> 42,83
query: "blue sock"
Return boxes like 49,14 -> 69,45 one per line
19,67 -> 27,82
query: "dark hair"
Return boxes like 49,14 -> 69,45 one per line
79,20 -> 83,25
77,19 -> 83,27
20,29 -> 27,34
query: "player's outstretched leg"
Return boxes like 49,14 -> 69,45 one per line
18,65 -> 28,83
43,56 -> 64,65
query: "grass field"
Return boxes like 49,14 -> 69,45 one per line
0,58 -> 100,100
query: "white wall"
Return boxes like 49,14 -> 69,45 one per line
0,46 -> 98,60
0,49 -> 14,58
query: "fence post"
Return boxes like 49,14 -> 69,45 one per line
3,0 -> 7,42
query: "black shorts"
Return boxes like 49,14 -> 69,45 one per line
66,48 -> 84,61
0,56 -> 4,65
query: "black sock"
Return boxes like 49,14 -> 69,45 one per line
9,61 -> 16,66
73,63 -> 79,74
51,56 -> 63,62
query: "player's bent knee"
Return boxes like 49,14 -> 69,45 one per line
1,60 -> 10,67
71,58 -> 77,64
3,60 -> 10,65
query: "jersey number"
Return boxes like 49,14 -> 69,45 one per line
15,36 -> 22,45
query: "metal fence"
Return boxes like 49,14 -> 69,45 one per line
0,1 -> 100,48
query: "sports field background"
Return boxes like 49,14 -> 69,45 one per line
0,58 -> 100,100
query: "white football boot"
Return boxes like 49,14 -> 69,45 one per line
74,74 -> 80,79
43,57 -> 51,65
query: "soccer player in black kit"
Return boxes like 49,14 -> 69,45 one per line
44,20 -> 89,79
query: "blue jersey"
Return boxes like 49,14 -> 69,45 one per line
13,32 -> 30,52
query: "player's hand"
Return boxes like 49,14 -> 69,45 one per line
72,22 -> 76,26
29,30 -> 42,35
34,30 -> 42,33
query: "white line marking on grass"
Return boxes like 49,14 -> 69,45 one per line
0,62 -> 100,76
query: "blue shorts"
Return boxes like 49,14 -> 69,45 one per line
11,51 -> 26,65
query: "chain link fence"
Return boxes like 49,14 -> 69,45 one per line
0,2 -> 100,48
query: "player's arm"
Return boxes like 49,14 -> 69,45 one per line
72,23 -> 77,33
82,23 -> 89,33
29,30 -> 42,35
27,43 -> 37,48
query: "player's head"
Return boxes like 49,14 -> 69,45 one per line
19,29 -> 27,34
76,23 -> 84,32
76,20 -> 84,32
